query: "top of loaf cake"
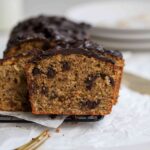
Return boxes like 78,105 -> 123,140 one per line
6,15 -> 123,61
29,40 -> 122,64
7,15 -> 90,49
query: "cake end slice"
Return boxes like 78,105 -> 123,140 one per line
0,52 -> 36,111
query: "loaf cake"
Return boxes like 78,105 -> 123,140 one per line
4,15 -> 90,58
25,40 -> 124,115
2,15 -> 124,116
0,51 -> 37,111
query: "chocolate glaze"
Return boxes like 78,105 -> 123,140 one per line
29,40 -> 116,64
0,48 -> 40,65
48,40 -> 122,59
6,15 -> 90,50
5,15 -> 123,60
104,49 -> 123,58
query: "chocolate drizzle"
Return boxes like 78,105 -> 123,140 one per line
104,49 -> 123,58
6,15 -> 90,50
5,15 -> 123,59
29,40 -> 116,64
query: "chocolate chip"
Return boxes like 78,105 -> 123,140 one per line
32,67 -> 41,75
84,75 -> 96,90
80,99 -> 100,109
99,73 -> 106,80
41,85 -> 49,97
58,96 -> 65,102
47,66 -> 56,78
109,77 -> 115,86
96,64 -> 101,67
99,73 -> 114,86
84,73 -> 107,90
14,78 -> 18,84
61,61 -> 70,71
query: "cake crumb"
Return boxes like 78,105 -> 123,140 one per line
56,128 -> 61,133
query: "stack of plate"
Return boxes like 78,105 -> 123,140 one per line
66,1 -> 150,51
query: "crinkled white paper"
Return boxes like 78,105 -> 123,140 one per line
0,111 -> 66,128
1,86 -> 150,150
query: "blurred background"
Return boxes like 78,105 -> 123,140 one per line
1,0 -> 110,19
1,0 -> 150,51
24,0 -> 94,17
1,0 -> 95,32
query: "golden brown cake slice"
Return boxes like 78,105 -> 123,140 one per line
0,51 -> 36,111
26,41 -> 124,115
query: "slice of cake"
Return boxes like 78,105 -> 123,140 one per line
25,41 -> 124,115
0,51 -> 37,111
4,15 -> 90,58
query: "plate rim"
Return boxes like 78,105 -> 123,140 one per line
66,0 -> 150,32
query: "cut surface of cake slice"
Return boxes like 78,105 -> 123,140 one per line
0,51 -> 36,111
102,49 -> 124,104
26,41 -> 124,115
4,15 -> 90,58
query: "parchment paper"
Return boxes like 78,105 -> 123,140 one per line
0,111 -> 66,128
1,86 -> 150,150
